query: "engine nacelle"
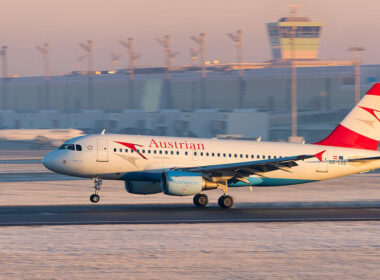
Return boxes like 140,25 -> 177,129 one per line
124,180 -> 162,195
161,171 -> 217,196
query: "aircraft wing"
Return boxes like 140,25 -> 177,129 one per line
177,153 -> 321,180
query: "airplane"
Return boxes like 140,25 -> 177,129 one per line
43,83 -> 380,208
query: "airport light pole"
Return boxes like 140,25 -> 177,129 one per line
76,55 -> 86,74
156,35 -> 178,79
191,33 -> 206,78
227,30 -> 243,77
36,43 -> 50,109
0,46 -> 8,110
290,26 -> 298,139
120,38 -> 141,80
348,47 -> 365,104
189,48 -> 199,67
79,40 -> 94,109
110,52 -> 122,72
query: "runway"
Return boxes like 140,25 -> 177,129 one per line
1,204 -> 379,226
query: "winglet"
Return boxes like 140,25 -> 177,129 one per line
101,129 -> 106,135
314,150 -> 326,161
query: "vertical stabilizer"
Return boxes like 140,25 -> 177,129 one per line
314,83 -> 380,150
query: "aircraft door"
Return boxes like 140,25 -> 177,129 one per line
96,138 -> 109,162
316,151 -> 328,173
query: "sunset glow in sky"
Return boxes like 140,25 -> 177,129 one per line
1,0 -> 379,76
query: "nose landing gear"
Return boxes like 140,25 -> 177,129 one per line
90,177 -> 102,203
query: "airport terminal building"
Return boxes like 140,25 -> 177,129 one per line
1,15 -> 379,142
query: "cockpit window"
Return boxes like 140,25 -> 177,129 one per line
58,143 -> 80,151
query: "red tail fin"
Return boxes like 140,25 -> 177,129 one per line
314,83 -> 380,150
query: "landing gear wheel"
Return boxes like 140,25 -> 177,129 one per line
90,194 -> 100,203
218,195 -> 234,209
193,194 -> 209,207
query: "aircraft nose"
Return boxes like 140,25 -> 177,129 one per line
42,151 -> 59,172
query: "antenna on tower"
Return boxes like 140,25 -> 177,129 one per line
289,4 -> 302,16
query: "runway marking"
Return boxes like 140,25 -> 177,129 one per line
1,217 -> 380,227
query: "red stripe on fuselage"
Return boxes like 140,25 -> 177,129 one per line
115,141 -> 147,159
313,124 -> 379,150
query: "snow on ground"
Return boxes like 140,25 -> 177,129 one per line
0,222 -> 379,279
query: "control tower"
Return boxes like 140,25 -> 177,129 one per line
266,15 -> 322,60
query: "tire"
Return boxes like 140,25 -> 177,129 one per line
90,194 -> 100,203
218,195 -> 234,208
195,194 -> 208,207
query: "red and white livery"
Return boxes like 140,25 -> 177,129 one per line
43,84 -> 380,208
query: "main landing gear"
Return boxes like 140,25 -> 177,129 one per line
90,177 -> 102,203
193,181 -> 234,209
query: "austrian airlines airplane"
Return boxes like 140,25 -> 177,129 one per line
43,83 -> 380,208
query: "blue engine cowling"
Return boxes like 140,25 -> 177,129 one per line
124,180 -> 162,195
161,171 -> 204,196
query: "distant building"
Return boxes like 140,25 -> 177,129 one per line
267,16 -> 322,60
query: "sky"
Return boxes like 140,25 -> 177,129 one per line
1,0 -> 379,76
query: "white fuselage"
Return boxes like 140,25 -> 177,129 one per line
42,134 -> 380,187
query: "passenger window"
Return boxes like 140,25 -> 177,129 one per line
114,148 -> 116,152
234,154 -> 237,158
165,151 -> 168,155
125,149 -> 128,153
136,149 -> 140,153
206,152 -> 209,156
200,152 -> 203,156
268,155 -> 271,159
245,154 -> 248,158
251,155 -> 254,159
223,153 -> 226,157
229,154 -> 232,158
240,154 -> 243,158
76,145 -> 82,151
171,151 -> 174,155
159,150 -> 162,154
131,150 -> 134,153
194,152 -> 197,156
257,155 -> 260,159
263,155 -> 266,159
119,148 -> 122,152
153,150 -> 156,154
148,150 -> 151,154
212,153 -> 215,157
185,151 -> 188,156
68,144 -> 75,151
217,153 -> 220,157
176,151 -> 179,155
142,149 -> 145,153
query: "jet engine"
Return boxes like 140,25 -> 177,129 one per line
124,180 -> 162,195
161,170 -> 218,196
